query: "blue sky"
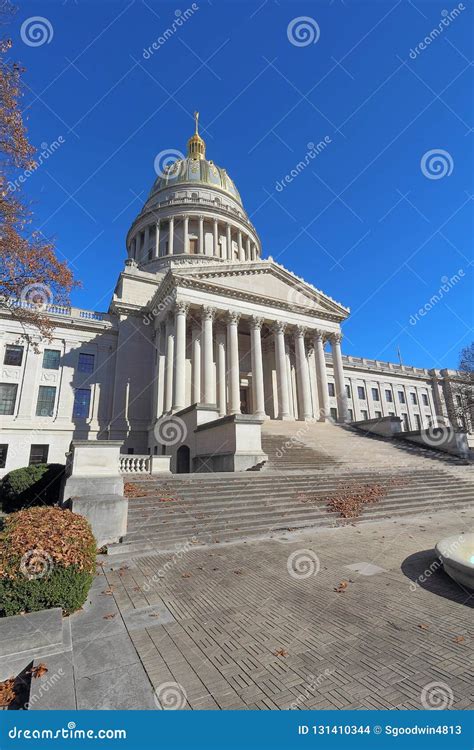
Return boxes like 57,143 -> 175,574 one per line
10,0 -> 473,369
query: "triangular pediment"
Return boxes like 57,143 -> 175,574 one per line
167,260 -> 349,321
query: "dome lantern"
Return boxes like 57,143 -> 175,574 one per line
187,111 -> 206,160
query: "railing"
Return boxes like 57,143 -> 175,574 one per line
119,455 -> 151,474
4,299 -> 110,323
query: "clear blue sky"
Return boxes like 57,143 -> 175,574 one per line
11,0 -> 473,369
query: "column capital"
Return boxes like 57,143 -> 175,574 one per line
313,329 -> 327,343
250,315 -> 264,330
201,305 -> 217,321
175,300 -> 190,315
329,332 -> 342,345
272,320 -> 286,335
226,310 -> 241,325
294,325 -> 307,338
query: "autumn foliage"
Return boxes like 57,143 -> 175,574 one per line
0,506 -> 96,616
0,3 -> 76,339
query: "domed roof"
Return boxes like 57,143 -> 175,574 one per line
149,112 -> 242,206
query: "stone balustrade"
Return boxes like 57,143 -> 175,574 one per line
119,455 -> 151,474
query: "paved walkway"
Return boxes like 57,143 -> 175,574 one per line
101,508 -> 472,710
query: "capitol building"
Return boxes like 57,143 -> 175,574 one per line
0,117 -> 467,475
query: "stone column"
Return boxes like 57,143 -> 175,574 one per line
173,301 -> 188,412
201,306 -> 216,404
238,230 -> 244,261
250,316 -> 266,418
226,311 -> 241,415
246,236 -> 251,262
155,323 -> 165,418
168,217 -> 174,255
164,312 -> 175,413
294,326 -> 312,420
144,225 -> 150,260
272,322 -> 290,420
183,215 -> 189,254
154,220 -> 160,258
314,330 -> 330,421
199,216 -> 204,255
191,324 -> 201,404
226,225 -> 232,260
330,332 -> 349,423
215,326 -> 227,416
213,219 -> 219,258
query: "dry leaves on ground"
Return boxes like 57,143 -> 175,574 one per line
28,663 -> 48,679
103,613 -> 116,620
274,648 -> 288,657
334,581 -> 349,593
0,678 -> 16,708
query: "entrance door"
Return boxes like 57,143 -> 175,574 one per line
240,387 -> 250,414
176,445 -> 190,473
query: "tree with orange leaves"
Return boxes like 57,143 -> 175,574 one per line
0,2 -> 76,340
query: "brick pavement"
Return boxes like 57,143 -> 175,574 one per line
103,508 -> 473,710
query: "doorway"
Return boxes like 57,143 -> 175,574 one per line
176,445 -> 190,473
240,386 -> 250,414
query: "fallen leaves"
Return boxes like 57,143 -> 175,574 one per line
453,635 -> 465,644
181,572 -> 192,579
103,613 -> 116,620
418,623 -> 430,631
28,663 -> 48,679
274,648 -> 288,657
0,678 -> 16,708
334,581 -> 349,593
324,479 -> 407,519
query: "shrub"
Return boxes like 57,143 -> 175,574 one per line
0,464 -> 65,513
0,506 -> 96,617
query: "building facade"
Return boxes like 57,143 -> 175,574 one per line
0,118 -> 468,476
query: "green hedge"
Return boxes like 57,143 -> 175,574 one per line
0,463 -> 65,513
0,507 -> 96,617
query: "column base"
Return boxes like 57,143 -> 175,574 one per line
278,414 -> 293,421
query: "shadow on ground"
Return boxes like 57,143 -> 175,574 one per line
401,548 -> 473,607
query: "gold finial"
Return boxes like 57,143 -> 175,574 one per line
187,110 -> 206,160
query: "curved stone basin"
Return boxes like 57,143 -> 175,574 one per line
436,533 -> 474,590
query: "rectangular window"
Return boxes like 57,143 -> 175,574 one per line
385,389 -> 393,402
398,391 -> 405,404
357,386 -> 366,400
29,444 -> 49,465
456,394 -> 462,406
371,387 -> 379,401
375,411 -> 382,419
328,382 -> 335,397
348,408 -> 353,421
4,344 -> 24,367
42,349 -> 60,370
0,444 -> 7,469
189,238 -> 198,254
388,411 -> 395,416
422,394 -> 429,406
78,353 -> 94,374
414,414 -> 422,430
345,384 -> 351,398
402,413 -> 410,431
0,383 -> 18,415
361,409 -> 368,420
36,386 -> 56,417
410,393 -> 417,405
73,388 -> 91,418
330,407 -> 338,421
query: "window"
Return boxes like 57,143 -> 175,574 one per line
398,391 -> 406,404
422,394 -> 429,406
0,444 -> 7,469
361,409 -> 368,420
189,238 -> 198,254
328,382 -> 335,397
388,411 -> 395,416
36,386 -> 56,417
330,407 -> 338,421
375,410 -> 382,419
42,349 -> 60,370
385,389 -> 393,402
357,386 -> 366,400
348,408 -> 353,421
345,384 -> 351,398
455,394 -> 462,407
410,393 -> 417,405
29,444 -> 49,465
0,383 -> 18,415
401,413 -> 410,431
127,448 -> 135,455
371,387 -> 380,401
148,248 -> 153,261
414,414 -> 422,430
78,353 -> 94,374
4,344 -> 23,366
73,388 -> 91,418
